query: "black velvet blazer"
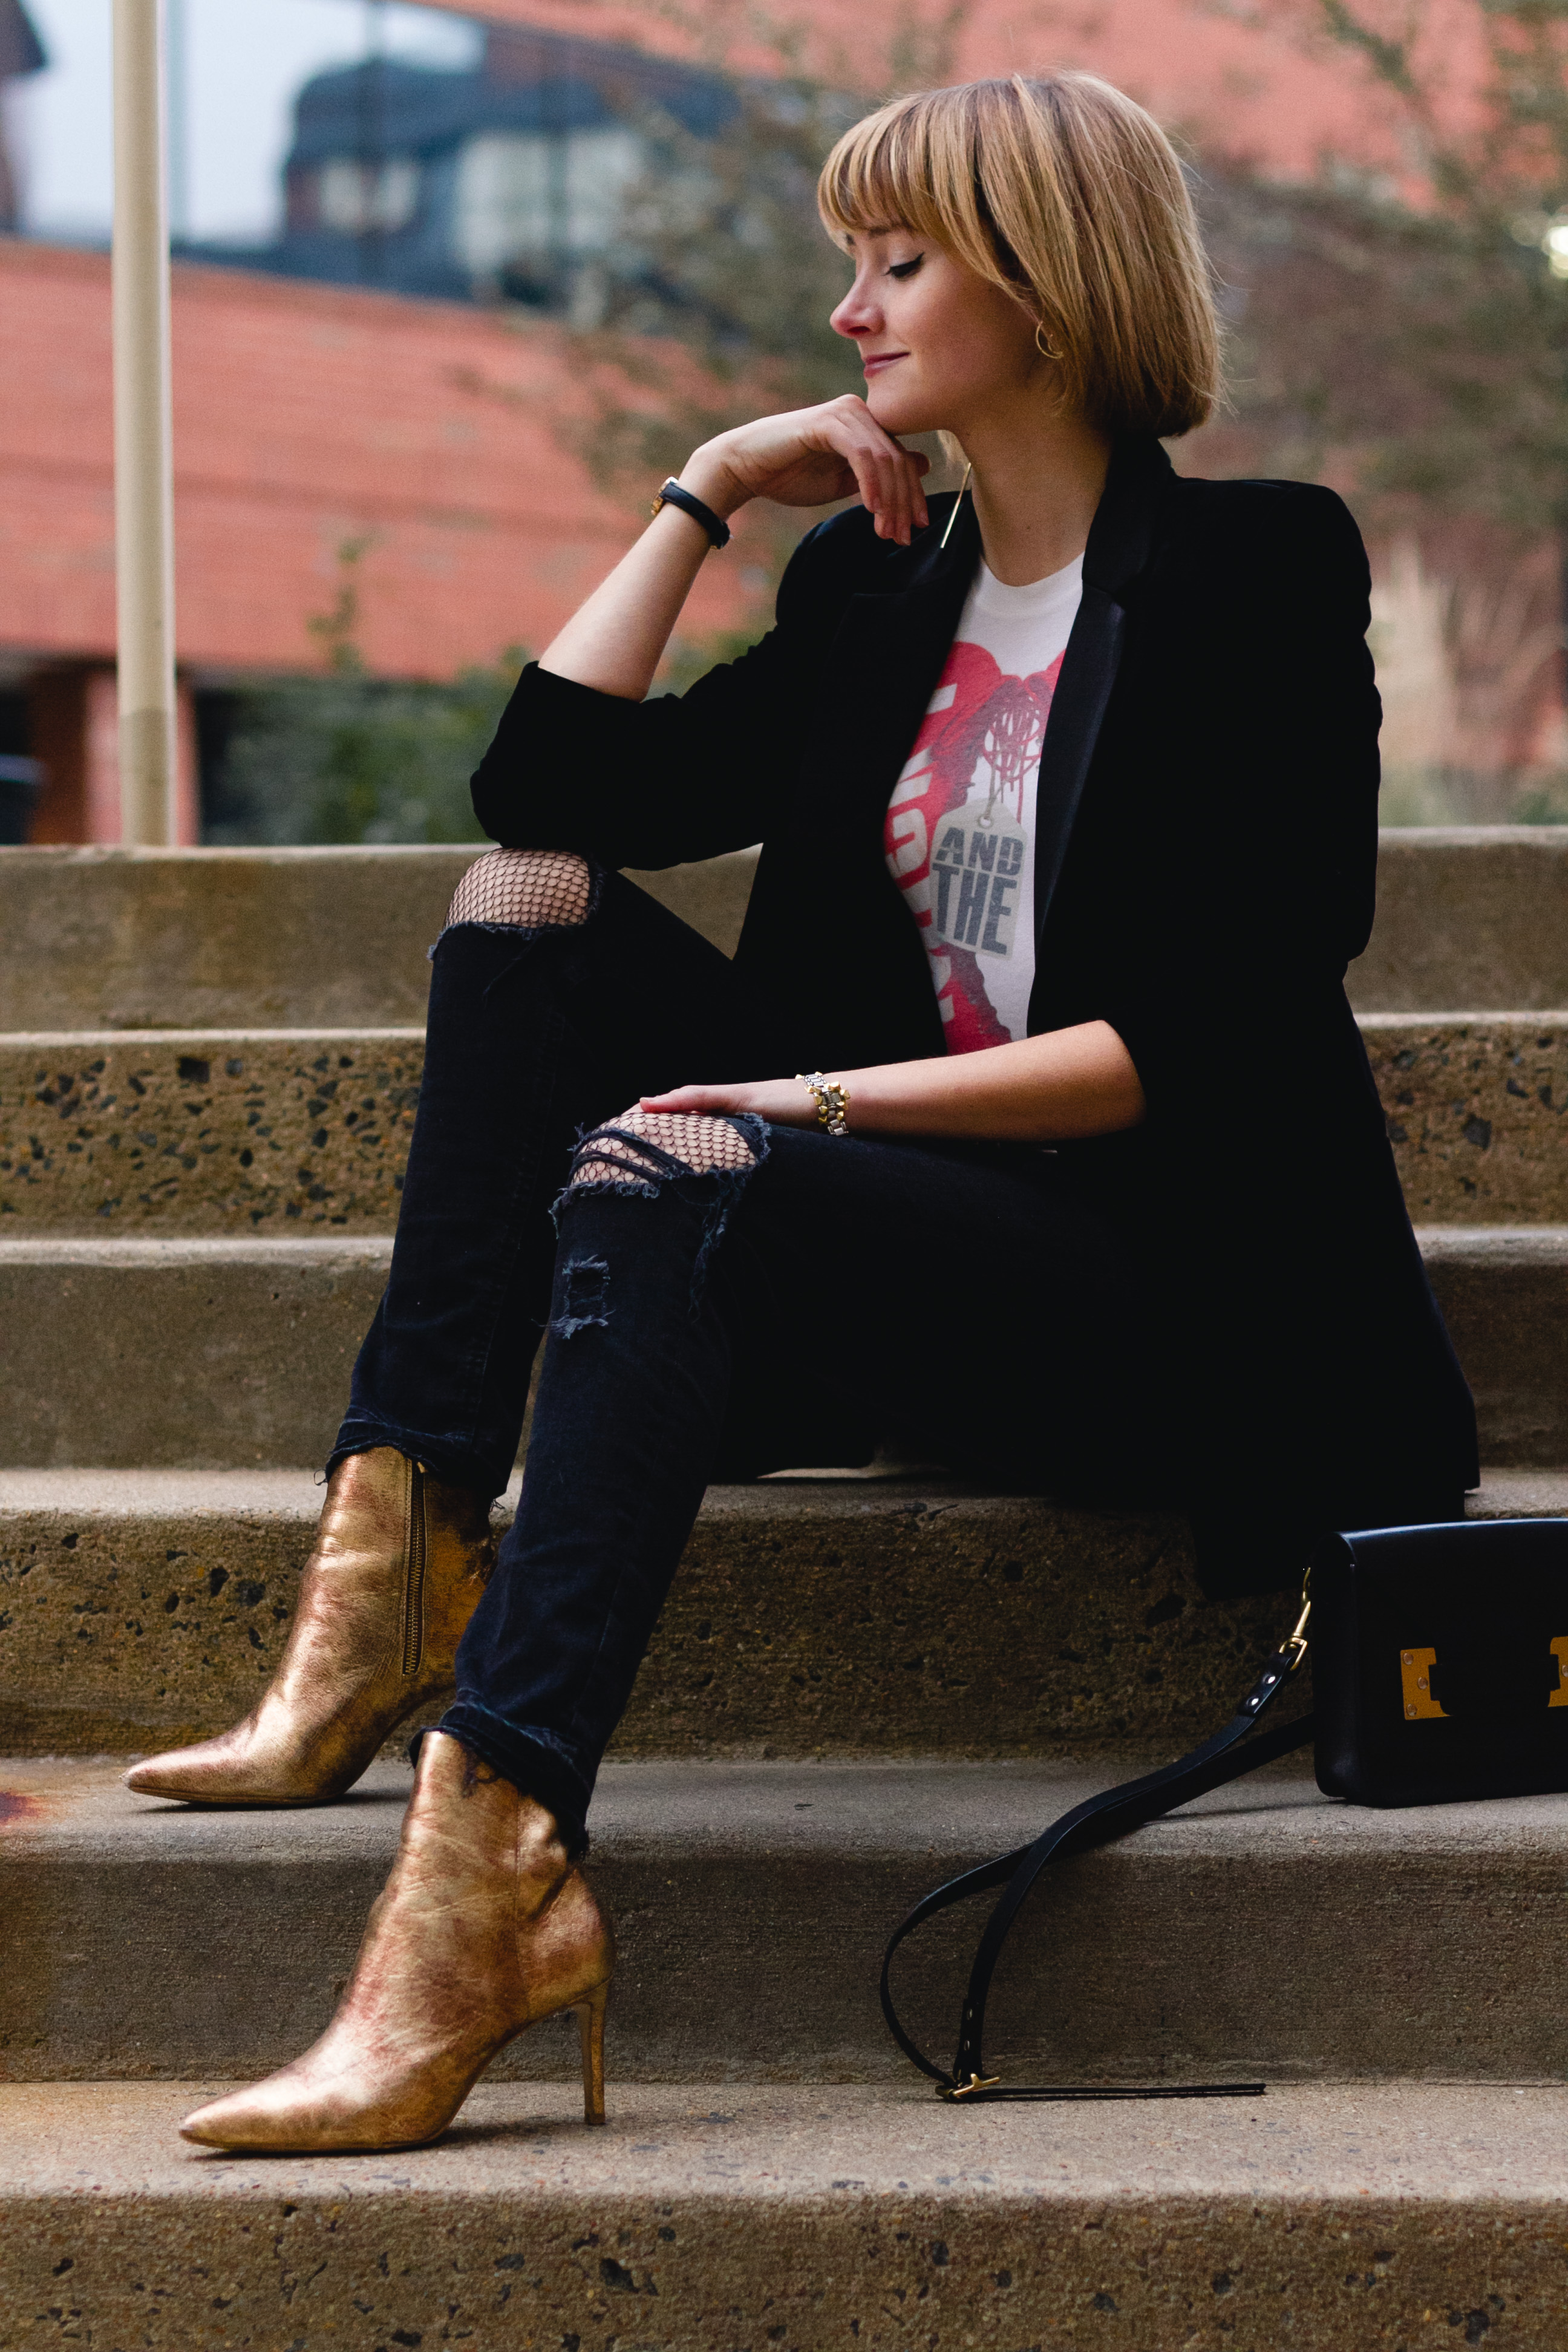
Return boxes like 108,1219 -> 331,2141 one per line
472,436 -> 1478,1596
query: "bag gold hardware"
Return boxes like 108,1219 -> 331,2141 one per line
1550,1636 -> 1568,1707
1283,1574 -> 1312,1673
1399,1646 -> 1444,1719
943,2072 -> 1002,2100
1399,1636 -> 1568,1719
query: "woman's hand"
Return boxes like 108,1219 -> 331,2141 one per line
538,393 -> 930,702
682,395 -> 931,547
639,1079 -> 822,1128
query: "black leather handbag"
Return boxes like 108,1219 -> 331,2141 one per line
881,1516 -> 1568,2102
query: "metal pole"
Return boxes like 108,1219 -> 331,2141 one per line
112,0 -> 177,846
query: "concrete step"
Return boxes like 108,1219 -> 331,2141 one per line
1416,1228 -> 1568,1464
2,829 -> 1564,1027
1,1228 -> 1563,1469
0,1236 -> 391,1469
0,844 -> 760,1030
6,1014 -> 1567,1235
1351,825 -> 1568,1013
0,1467 -> 1558,1760
10,1754 -> 1568,2087
4,2081 -> 1564,2352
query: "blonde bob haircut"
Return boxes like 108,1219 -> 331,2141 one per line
818,72 -> 1220,439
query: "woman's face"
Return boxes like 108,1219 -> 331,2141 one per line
829,226 -> 1045,439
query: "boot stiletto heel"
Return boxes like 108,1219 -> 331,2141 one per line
576,1981 -> 609,2125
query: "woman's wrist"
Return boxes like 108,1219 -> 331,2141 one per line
678,442 -> 746,522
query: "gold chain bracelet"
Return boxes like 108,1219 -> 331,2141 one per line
796,1071 -> 851,1136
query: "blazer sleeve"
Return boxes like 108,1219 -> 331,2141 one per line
1096,483 -> 1382,1116
468,513 -> 851,868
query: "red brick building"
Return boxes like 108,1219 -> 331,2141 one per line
2,237 -> 760,842
2,0 -> 1483,843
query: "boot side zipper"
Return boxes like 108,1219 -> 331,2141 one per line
402,1459 -> 428,1679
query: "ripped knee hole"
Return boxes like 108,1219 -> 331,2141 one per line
443,847 -> 595,933
563,1107 -> 762,1198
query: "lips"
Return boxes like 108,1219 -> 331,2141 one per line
863,352 -> 909,376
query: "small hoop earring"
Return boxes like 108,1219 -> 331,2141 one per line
1034,322 -> 1059,363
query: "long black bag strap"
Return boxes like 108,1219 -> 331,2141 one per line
881,1610 -> 1315,2102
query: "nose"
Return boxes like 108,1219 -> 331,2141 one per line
830,269 -> 882,342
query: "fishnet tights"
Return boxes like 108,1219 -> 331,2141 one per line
566,1106 -> 759,1194
445,848 -> 593,932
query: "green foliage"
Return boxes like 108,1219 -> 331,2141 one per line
1226,0 -> 1568,530
204,538 -> 523,846
204,659 -> 523,847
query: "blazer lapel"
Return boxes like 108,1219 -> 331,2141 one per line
1029,436 -> 1174,991
806,500 -> 981,846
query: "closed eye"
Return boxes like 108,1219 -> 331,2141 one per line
888,255 -> 924,280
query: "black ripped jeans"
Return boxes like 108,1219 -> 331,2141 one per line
335,869 -> 1170,1845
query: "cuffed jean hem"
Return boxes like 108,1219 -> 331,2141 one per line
433,1699 -> 592,1856
326,1417 -> 504,1501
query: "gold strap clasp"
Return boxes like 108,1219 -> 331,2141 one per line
942,2073 -> 1002,2101
1282,1570 -> 1312,1673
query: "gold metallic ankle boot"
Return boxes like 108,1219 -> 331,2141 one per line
178,1731 -> 613,2151
125,1450 -> 495,1806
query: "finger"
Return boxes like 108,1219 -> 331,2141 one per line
878,447 -> 911,546
902,447 -> 932,531
639,1086 -> 733,1113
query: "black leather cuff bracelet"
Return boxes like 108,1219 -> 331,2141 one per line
650,477 -> 732,549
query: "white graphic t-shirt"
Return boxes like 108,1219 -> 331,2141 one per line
883,554 -> 1083,1050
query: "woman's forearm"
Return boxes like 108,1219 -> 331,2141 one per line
642,1022 -> 1145,1142
538,494 -> 721,704
538,399 -> 929,704
836,1021 -> 1145,1142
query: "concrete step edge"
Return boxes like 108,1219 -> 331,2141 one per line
2,1026 -> 428,1047
0,1226 -> 1563,1268
0,1464 -> 1561,1523
7,1012 -> 1568,1044
11,1753 -> 1568,1865
0,1236 -> 394,1266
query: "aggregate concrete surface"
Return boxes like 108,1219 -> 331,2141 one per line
1365,1014 -> 1568,1221
0,1474 -> 1310,1757
1,1472 -> 1560,1760
0,1030 -> 423,1232
8,1755 -> 1568,2085
7,1016 -> 1566,1234
2,2080 -> 1567,2349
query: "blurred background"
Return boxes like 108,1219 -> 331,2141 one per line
2,0 -> 1567,845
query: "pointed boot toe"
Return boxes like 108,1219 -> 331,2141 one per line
178,2063 -> 442,2155
172,1732 -> 614,2154
125,1735 -> 292,1806
123,1451 -> 495,1808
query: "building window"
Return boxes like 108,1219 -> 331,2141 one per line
317,155 -> 421,236
452,126 -> 642,279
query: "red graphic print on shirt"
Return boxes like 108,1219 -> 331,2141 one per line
883,638 -> 1065,1052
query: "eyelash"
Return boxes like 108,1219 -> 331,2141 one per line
887,256 -> 924,279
